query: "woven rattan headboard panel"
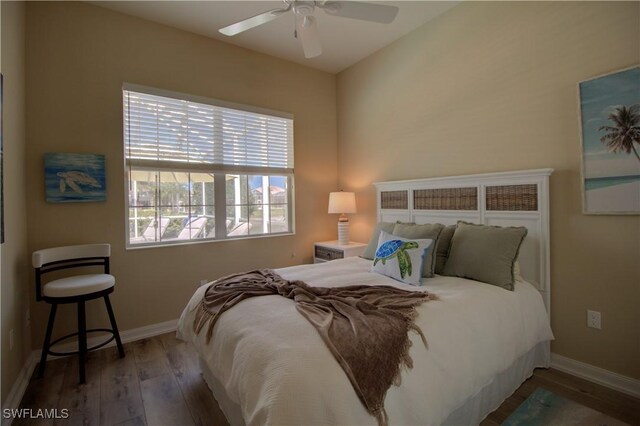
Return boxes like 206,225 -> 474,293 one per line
374,169 -> 553,316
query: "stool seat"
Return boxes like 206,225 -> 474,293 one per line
43,273 -> 115,298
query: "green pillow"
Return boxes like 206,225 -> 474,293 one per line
362,222 -> 398,260
442,221 -> 527,290
392,223 -> 444,278
434,225 -> 456,275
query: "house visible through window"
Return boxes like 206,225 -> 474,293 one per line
123,85 -> 294,247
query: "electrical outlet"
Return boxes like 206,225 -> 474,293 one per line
9,329 -> 15,351
587,310 -> 602,329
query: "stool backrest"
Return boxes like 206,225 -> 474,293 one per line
33,244 -> 111,301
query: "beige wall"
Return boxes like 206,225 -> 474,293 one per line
1,1 -> 31,403
337,1 -> 640,379
9,0 -> 639,397
25,2 -> 337,347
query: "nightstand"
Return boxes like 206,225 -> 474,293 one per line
313,241 -> 367,264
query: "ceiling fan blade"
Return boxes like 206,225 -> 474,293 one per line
219,6 -> 290,36
297,15 -> 322,59
319,1 -> 399,24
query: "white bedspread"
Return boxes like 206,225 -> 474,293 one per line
177,257 -> 553,426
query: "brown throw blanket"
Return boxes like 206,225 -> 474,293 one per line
193,269 -> 436,425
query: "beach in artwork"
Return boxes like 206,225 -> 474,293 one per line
583,154 -> 640,212
585,180 -> 640,212
579,66 -> 640,213
44,153 -> 106,203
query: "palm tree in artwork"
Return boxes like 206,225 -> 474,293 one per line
598,104 -> 640,162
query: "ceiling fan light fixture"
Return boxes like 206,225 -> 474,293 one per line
296,14 -> 322,58
302,15 -> 315,28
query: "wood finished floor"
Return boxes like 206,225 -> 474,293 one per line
16,332 -> 640,426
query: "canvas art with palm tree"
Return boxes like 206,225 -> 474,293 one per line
598,104 -> 640,162
579,66 -> 640,214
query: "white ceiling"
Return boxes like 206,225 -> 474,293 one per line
91,1 -> 459,74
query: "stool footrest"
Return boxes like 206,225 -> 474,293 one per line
48,328 -> 117,356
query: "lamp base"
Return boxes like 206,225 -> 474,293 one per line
337,218 -> 349,246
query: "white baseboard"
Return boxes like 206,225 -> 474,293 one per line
37,318 -> 178,359
1,352 -> 38,426
117,318 -> 178,344
551,352 -> 640,398
1,318 -> 178,425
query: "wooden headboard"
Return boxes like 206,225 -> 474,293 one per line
374,169 -> 553,317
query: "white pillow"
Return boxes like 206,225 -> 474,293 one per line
371,231 -> 433,286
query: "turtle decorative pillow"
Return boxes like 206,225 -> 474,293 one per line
371,231 -> 433,286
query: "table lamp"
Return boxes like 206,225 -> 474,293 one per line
328,191 -> 356,245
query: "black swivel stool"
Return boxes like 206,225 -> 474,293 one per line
32,243 -> 125,383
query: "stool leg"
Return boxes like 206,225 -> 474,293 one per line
38,303 -> 57,378
104,295 -> 124,358
77,301 -> 87,384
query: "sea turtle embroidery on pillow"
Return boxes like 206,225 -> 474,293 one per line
371,231 -> 432,285
374,239 -> 419,279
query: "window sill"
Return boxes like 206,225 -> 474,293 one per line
125,231 -> 296,250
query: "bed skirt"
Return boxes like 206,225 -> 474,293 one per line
198,340 -> 550,426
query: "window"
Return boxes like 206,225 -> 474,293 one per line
123,85 -> 294,247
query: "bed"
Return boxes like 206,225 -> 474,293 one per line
177,168 -> 554,425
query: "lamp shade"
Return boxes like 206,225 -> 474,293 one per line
328,192 -> 356,214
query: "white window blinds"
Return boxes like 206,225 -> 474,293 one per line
123,88 -> 294,171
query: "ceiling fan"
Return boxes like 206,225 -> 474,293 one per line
218,1 -> 400,59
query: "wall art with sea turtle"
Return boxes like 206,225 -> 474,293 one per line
44,153 -> 106,203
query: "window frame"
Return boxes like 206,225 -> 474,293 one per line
122,84 -> 295,249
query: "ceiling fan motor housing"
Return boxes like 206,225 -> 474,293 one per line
293,1 -> 316,17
